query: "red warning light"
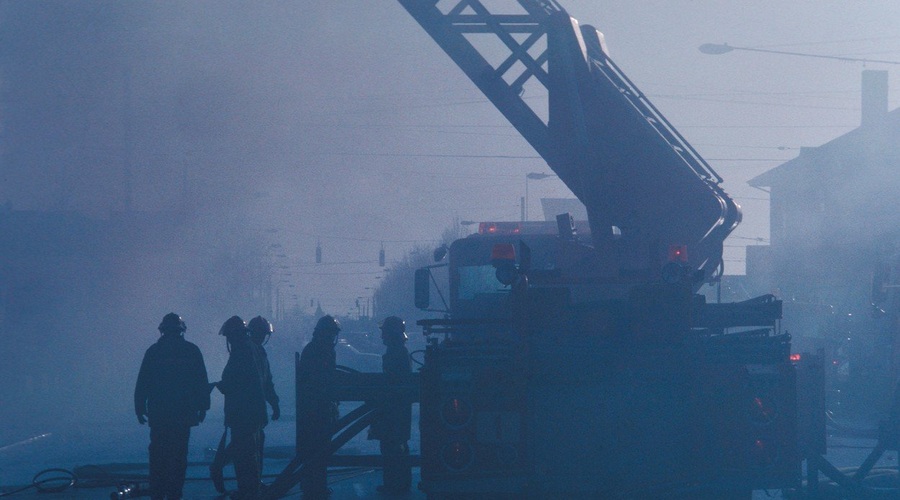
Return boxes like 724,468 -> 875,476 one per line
480,222 -> 497,234
668,244 -> 688,262
478,222 -> 523,235
790,353 -> 801,362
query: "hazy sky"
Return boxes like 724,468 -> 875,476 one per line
2,0 -> 899,314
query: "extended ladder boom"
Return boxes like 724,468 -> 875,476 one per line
397,0 -> 741,285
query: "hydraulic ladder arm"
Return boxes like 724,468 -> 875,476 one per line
396,0 -> 742,287
395,0 -> 560,161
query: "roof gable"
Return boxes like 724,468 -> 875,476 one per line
748,107 -> 900,188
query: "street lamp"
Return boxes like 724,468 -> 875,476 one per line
524,172 -> 556,222
364,287 -> 375,319
699,43 -> 900,65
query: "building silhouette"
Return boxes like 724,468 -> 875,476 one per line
746,70 -> 900,414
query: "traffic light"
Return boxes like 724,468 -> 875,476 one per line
316,241 -> 322,264
379,243 -> 385,267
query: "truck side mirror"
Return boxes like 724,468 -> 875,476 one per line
433,244 -> 449,262
556,212 -> 576,241
415,268 -> 430,309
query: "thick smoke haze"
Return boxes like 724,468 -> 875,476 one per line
1,0 -> 899,444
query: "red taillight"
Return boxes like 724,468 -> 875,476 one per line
790,353 -> 801,362
751,438 -> 778,467
441,440 -> 474,472
750,396 -> 776,426
668,244 -> 688,262
441,398 -> 473,429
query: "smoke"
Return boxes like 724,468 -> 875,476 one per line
3,0 -> 898,438
0,1 -> 496,437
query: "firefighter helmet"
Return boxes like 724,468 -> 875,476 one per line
158,312 -> 186,334
218,315 -> 248,337
379,315 -> 407,344
247,316 -> 275,340
313,315 -> 341,339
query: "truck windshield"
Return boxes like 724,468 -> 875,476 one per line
450,235 -> 561,317
457,265 -> 505,300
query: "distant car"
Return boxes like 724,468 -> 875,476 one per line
335,339 -> 382,373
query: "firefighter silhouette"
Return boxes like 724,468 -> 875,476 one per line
368,315 -> 413,494
248,316 -> 281,464
209,316 -> 281,494
134,312 -> 210,500
215,316 -> 268,499
297,315 -> 341,499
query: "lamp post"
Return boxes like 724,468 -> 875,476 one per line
364,286 -> 376,320
698,43 -> 900,65
525,172 -> 556,222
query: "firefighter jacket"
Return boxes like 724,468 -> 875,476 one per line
368,344 -> 412,442
218,336 -> 268,429
259,346 -> 280,411
134,334 -> 210,427
296,338 -> 338,427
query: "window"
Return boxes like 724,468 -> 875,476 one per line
457,265 -> 504,300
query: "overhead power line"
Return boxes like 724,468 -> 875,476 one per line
706,158 -> 786,162
680,125 -> 854,129
293,260 -> 379,267
294,271 -> 384,276
314,152 -> 542,160
312,151 -> 788,164
294,231 -> 439,244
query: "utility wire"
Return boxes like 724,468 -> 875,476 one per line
680,124 -> 854,129
314,152 -> 542,160
753,36 -> 900,49
313,151 -> 790,163
654,94 -> 855,111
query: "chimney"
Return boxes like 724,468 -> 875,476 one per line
861,70 -> 888,127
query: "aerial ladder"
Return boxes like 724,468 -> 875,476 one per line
397,1 -> 813,497
396,0 -> 741,288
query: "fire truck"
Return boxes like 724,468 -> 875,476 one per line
264,1 -> 825,498
397,0 -> 823,497
413,218 -> 816,498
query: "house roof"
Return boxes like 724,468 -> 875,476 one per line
748,107 -> 900,188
